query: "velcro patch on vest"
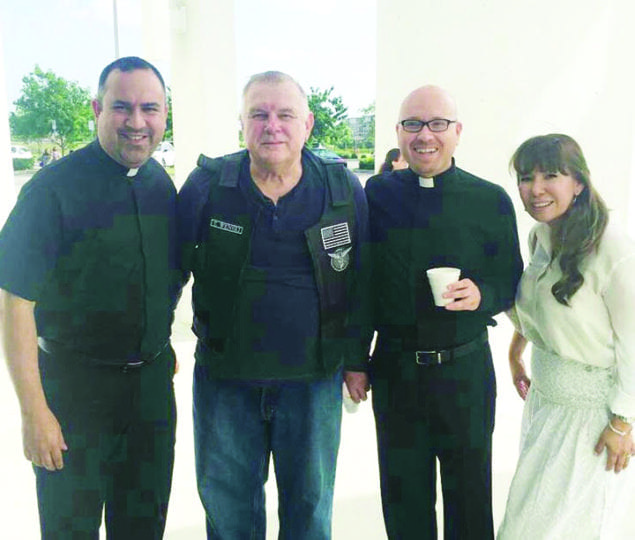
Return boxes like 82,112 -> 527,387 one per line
321,222 -> 351,250
210,219 -> 243,235
328,246 -> 352,272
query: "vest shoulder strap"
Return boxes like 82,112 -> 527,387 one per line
197,150 -> 246,188
322,161 -> 353,207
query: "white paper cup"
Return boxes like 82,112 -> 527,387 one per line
343,385 -> 360,413
426,267 -> 461,306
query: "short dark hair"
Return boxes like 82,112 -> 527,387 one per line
97,56 -> 165,103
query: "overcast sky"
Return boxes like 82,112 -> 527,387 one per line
1,0 -> 376,116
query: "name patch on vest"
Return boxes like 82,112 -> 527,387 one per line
320,222 -> 351,250
210,219 -> 243,235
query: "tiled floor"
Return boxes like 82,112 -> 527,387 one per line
0,300 -> 517,540
2,295 -> 633,538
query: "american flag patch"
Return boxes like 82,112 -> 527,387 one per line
321,222 -> 351,250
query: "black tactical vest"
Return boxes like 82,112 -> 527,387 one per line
190,150 -> 360,374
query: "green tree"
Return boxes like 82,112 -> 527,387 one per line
9,66 -> 93,155
307,86 -> 351,147
164,86 -> 173,141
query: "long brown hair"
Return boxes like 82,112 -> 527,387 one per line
511,134 -> 608,305
380,148 -> 401,174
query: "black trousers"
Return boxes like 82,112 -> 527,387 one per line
35,346 -> 177,540
372,342 -> 496,540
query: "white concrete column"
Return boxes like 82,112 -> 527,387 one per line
0,21 -> 16,226
161,0 -> 238,188
376,0 -> 635,243
141,0 -> 172,69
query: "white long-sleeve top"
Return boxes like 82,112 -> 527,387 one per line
514,219 -> 635,417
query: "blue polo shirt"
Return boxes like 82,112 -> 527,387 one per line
232,157 -> 326,374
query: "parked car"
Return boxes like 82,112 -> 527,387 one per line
152,141 -> 175,167
311,148 -> 347,167
11,145 -> 33,159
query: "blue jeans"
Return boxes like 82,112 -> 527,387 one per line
193,365 -> 343,540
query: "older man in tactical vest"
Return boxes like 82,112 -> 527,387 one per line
178,71 -> 371,539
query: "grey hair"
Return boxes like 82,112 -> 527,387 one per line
241,71 -> 310,118
242,71 -> 307,99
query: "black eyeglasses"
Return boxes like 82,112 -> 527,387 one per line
399,119 -> 457,133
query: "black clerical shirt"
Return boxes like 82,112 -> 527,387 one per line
365,160 -> 523,351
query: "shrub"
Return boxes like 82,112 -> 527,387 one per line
359,157 -> 375,170
12,157 -> 35,171
333,149 -> 360,159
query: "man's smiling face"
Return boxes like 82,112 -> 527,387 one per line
92,68 -> 167,169
397,85 -> 462,178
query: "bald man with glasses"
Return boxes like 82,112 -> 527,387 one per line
364,85 -> 523,539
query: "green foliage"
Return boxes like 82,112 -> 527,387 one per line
165,87 -> 173,141
334,149 -> 357,159
361,102 -> 375,116
359,156 -> 375,170
9,66 -> 93,155
12,157 -> 35,170
307,86 -> 351,147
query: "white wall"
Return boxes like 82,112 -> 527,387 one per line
376,0 -> 635,245
141,0 -> 172,69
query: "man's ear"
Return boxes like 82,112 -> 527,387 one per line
305,112 -> 315,142
91,99 -> 102,119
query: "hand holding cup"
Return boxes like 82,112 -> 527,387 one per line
426,267 -> 461,307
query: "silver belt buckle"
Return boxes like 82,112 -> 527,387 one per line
123,360 -> 145,371
415,350 -> 443,365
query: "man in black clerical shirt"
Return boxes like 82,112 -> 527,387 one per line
0,56 -> 177,538
364,85 -> 523,540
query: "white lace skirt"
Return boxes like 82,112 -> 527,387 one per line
497,346 -> 634,540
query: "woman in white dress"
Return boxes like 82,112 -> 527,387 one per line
497,134 -> 635,539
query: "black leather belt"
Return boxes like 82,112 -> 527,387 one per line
37,338 -> 167,370
415,332 -> 488,366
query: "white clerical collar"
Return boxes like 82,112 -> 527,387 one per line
418,176 -> 434,188
127,168 -> 139,177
